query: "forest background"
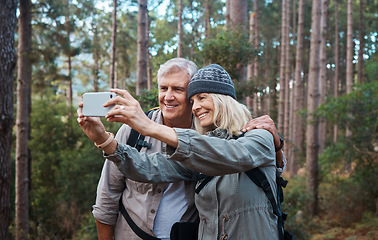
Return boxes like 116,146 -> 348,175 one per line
0,0 -> 377,239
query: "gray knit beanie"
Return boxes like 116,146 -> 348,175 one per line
187,64 -> 236,100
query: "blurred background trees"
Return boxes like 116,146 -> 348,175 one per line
1,0 -> 377,239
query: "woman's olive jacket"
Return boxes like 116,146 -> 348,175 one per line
107,128 -> 279,240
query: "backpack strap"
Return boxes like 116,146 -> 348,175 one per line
119,195 -> 160,240
126,109 -> 156,151
195,175 -> 213,194
244,168 -> 285,240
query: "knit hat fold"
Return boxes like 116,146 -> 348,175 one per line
187,64 -> 236,100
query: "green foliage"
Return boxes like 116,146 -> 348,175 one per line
134,86 -> 160,111
314,81 -> 378,228
283,170 -> 378,239
276,82 -> 378,239
281,175 -> 310,240
200,29 -> 257,80
365,52 -> 378,83
72,212 -> 98,240
116,10 -> 138,84
316,81 -> 378,164
150,17 -> 178,56
199,29 -> 258,101
319,171 -> 376,227
28,94 -> 105,239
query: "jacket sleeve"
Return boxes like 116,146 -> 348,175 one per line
168,128 -> 276,176
92,124 -> 129,225
106,142 -> 202,183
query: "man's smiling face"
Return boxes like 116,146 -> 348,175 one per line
158,69 -> 193,128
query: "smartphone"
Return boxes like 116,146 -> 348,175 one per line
82,92 -> 116,117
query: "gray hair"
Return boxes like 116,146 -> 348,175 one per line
157,58 -> 198,84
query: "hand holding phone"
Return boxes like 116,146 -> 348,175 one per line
82,92 -> 116,117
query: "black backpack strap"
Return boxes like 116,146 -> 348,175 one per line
195,175 -> 214,194
126,109 -> 156,151
126,128 -> 141,149
119,195 -> 160,240
244,168 -> 285,240
276,173 -> 288,220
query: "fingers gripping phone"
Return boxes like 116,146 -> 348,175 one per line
82,92 -> 116,117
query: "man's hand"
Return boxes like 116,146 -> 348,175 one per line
77,102 -> 109,144
243,115 -> 281,148
104,89 -> 154,136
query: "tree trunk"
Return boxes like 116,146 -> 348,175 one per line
253,0 -> 259,79
265,39 -> 272,117
16,1 -> 32,239
225,0 -> 230,30
333,0 -> 339,142
262,96 -> 269,116
253,1 -> 259,116
306,0 -> 321,217
114,61 -> 118,88
291,0 -> 305,177
247,1 -> 259,115
340,33 -> 347,93
93,25 -> 99,92
177,0 -> 183,57
318,0 -> 328,153
283,0 -> 291,155
66,55 -> 72,108
146,11 -> 152,90
230,0 -> 248,82
357,0 -> 364,84
230,0 -> 247,30
147,54 -> 152,90
292,0 -> 297,38
288,0 -> 297,162
247,12 -> 255,112
110,0 -> 117,88
204,0 -> 211,38
0,1 -> 17,239
137,0 -> 148,95
189,0 -> 195,57
65,0 -> 72,109
278,0 -> 287,134
346,0 -> 353,137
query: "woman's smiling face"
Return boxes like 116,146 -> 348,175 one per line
190,93 -> 216,129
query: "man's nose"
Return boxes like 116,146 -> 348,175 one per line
164,89 -> 175,101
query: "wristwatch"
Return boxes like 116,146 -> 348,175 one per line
275,134 -> 284,152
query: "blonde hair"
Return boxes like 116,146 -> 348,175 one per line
194,94 -> 252,136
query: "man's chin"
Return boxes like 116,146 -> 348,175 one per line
161,109 -> 176,118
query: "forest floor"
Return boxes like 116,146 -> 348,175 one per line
307,213 -> 378,240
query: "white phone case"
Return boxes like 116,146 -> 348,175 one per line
82,92 -> 116,117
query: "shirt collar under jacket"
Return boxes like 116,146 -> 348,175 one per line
206,128 -> 245,140
206,128 -> 230,139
